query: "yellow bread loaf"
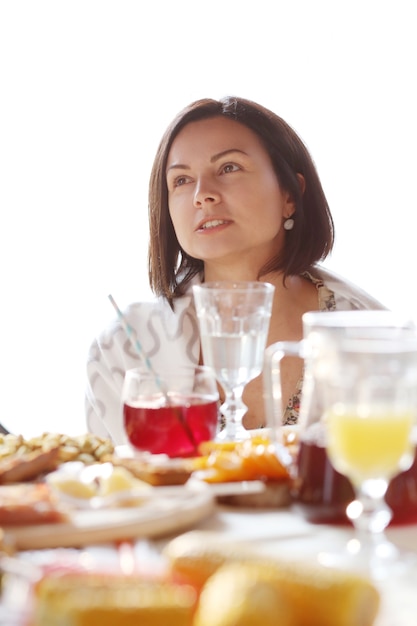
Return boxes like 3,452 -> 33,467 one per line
164,535 -> 380,626
194,562 -> 294,626
31,572 -> 197,626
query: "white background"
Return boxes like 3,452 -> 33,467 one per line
1,0 -> 416,437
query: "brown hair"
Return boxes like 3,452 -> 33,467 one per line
148,96 -> 334,303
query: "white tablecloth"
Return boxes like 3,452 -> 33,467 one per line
2,502 -> 417,626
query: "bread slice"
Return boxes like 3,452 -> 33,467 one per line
216,480 -> 291,508
108,456 -> 193,486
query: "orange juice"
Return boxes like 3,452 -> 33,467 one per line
293,433 -> 417,525
326,409 -> 414,486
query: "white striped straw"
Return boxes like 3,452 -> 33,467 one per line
108,294 -> 199,452
108,294 -> 168,398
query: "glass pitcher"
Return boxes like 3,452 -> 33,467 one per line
264,309 -> 417,525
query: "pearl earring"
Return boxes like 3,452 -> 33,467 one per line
284,217 -> 294,231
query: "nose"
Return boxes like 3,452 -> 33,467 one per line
193,176 -> 221,208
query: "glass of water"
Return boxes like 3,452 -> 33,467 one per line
193,281 -> 275,441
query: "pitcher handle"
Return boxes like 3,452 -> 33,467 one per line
264,340 -> 306,432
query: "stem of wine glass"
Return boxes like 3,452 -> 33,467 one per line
317,472 -> 416,580
346,478 -> 394,557
218,383 -> 248,440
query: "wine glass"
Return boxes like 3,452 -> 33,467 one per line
319,331 -> 417,579
193,281 -> 275,442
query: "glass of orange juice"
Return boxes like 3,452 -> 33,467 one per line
321,331 -> 417,579
265,310 -> 417,526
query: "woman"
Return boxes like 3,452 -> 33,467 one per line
85,96 -> 385,443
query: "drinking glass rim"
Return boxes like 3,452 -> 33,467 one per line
124,364 -> 215,377
302,309 -> 416,329
337,335 -> 417,354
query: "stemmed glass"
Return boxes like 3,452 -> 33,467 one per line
319,331 -> 417,579
193,281 -> 275,442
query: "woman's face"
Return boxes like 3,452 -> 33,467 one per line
166,116 -> 295,275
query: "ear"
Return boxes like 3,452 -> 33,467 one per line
283,174 -> 305,218
296,173 -> 306,194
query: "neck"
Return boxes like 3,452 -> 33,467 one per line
203,261 -> 265,283
203,263 -> 288,290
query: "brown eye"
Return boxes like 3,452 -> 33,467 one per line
222,163 -> 240,174
174,175 -> 189,187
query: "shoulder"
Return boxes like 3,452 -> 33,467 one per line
308,264 -> 388,311
125,292 -> 197,329
95,293 -> 197,345
90,291 -> 199,358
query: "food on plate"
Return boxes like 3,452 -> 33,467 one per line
109,455 -> 193,486
51,476 -> 97,500
193,561 -> 379,626
215,481 -> 291,508
164,532 -> 380,626
0,430 -> 292,514
0,447 -> 60,484
0,432 -> 114,466
194,562 -> 294,626
31,571 -> 197,626
190,436 -> 291,507
99,465 -> 150,496
163,532 -> 255,591
194,437 -> 290,482
47,463 -> 152,505
0,483 -> 67,525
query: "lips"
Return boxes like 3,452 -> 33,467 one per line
197,219 -> 230,231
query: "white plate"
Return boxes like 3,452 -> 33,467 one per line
2,477 -> 266,550
45,461 -> 266,510
3,487 -> 215,551
187,477 -> 266,497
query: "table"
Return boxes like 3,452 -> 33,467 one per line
2,501 -> 417,625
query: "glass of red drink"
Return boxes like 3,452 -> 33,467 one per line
122,365 -> 220,458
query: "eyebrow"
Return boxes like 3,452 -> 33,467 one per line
166,148 -> 248,173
